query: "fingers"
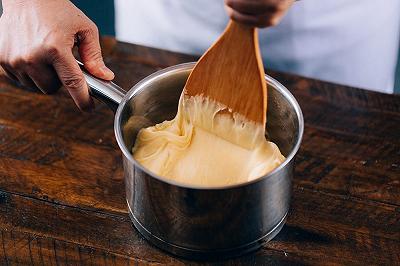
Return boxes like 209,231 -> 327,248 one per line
1,65 -> 19,82
77,23 -> 114,80
2,59 -> 62,94
15,72 -> 37,89
225,0 -> 294,28
52,50 -> 94,111
225,0 -> 275,14
1,63 -> 37,89
226,6 -> 284,27
26,64 -> 62,94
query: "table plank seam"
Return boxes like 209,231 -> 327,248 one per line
0,117 -> 118,150
1,169 -> 398,263
292,92 -> 400,117
1,99 -> 398,210
1,184 -> 398,240
2,212 -> 398,265
0,228 -> 167,265
0,188 -> 129,221
293,185 -> 400,209
304,123 -> 400,143
1,168 -> 398,218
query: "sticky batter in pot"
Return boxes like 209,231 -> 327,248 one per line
132,94 -> 285,187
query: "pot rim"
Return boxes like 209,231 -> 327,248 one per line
114,62 -> 304,190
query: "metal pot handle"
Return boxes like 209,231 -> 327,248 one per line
77,60 -> 126,111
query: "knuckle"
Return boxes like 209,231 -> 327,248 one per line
63,74 -> 85,90
0,50 -> 5,66
90,22 -> 99,32
86,22 -> 99,37
227,9 -> 235,17
44,43 -> 61,60
225,0 -> 236,8
261,16 -> 280,27
272,1 -> 289,12
39,32 -> 68,62
9,49 -> 42,69
9,57 -> 23,69
21,53 -> 37,67
269,16 -> 281,26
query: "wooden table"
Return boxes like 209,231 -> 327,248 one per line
0,37 -> 399,265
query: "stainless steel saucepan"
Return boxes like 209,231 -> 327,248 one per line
80,61 -> 304,259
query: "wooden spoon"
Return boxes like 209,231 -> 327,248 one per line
184,20 -> 267,125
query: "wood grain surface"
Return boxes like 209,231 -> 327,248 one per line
0,37 -> 399,265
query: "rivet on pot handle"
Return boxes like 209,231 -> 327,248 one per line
77,60 -> 126,111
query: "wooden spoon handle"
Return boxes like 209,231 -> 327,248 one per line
220,20 -> 267,124
184,19 -> 267,125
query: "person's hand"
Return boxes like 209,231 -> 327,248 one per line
224,0 -> 295,28
0,0 -> 114,111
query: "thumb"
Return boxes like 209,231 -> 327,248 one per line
77,27 -> 114,80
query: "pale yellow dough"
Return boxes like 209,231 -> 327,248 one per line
132,95 -> 285,187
